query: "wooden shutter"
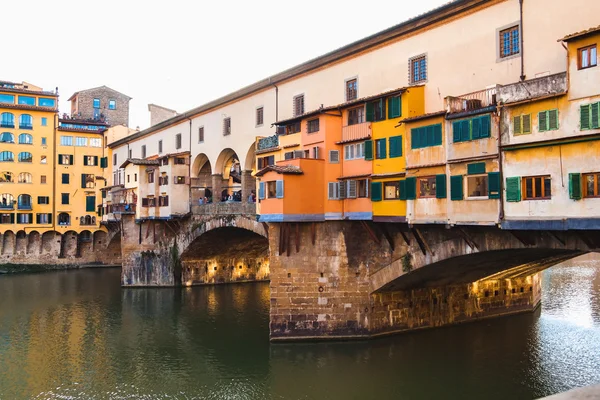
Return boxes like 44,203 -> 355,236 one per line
435,174 -> 447,199
506,177 -> 521,202
94,156 -> 99,166
69,155 -> 74,165
581,105 -> 591,130
592,102 -> 600,129
472,117 -> 482,139
370,182 -> 382,202
467,162 -> 486,175
488,172 -> 500,199
399,180 -> 407,200
452,121 -> 462,143
522,114 -> 531,134
433,124 -> 442,146
379,98 -> 386,121
460,120 -> 470,142
513,115 -> 522,134
36,213 -> 40,224
538,111 -> 548,132
81,174 -> 86,188
28,213 -> 33,223
450,175 -> 463,201
411,128 -> 421,149
259,182 -> 265,200
86,196 -> 96,212
100,157 -> 107,168
48,213 -> 52,224
387,96 -> 401,118
569,173 -> 582,200
366,102 -> 375,122
339,181 -> 347,199
364,140 -> 373,160
83,156 -> 88,166
377,139 -> 387,159
548,109 -> 559,130
347,180 -> 357,199
480,115 -> 491,138
389,136 -> 402,158
142,198 -> 149,207
276,180 -> 284,198
405,177 -> 416,200
10,213 -> 14,224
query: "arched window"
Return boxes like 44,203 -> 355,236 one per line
82,215 -> 92,225
18,133 -> 33,144
0,112 -> 14,128
18,152 -> 32,163
18,172 -> 32,183
0,151 -> 14,162
0,132 -> 14,143
58,212 -> 70,226
17,194 -> 32,209
0,171 -> 13,182
0,193 -> 14,208
19,114 -> 33,129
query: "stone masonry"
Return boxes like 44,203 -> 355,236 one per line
70,86 -> 131,127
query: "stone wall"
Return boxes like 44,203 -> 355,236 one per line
148,104 -> 178,127
74,87 -> 130,127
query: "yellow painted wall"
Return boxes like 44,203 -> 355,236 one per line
405,115 -> 446,168
566,32 -> 600,101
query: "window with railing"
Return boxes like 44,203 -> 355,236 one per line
19,114 -> 33,129
0,132 -> 14,143
58,212 -> 70,225
18,172 -> 32,183
1,112 -> 15,128
18,194 -> 32,209
256,107 -> 263,127
0,193 -> 14,209
0,151 -> 14,162
307,118 -> 320,133
347,107 -> 364,126
18,133 -> 33,144
18,152 -> 32,163
410,54 -> 427,84
293,94 -> 305,116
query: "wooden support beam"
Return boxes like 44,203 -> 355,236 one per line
311,222 -> 316,245
295,223 -> 300,253
456,227 -> 479,250
411,227 -> 432,256
546,231 -> 565,246
278,223 -> 285,256
576,231 -> 598,250
145,220 -> 151,239
153,221 -> 156,243
164,221 -> 177,236
510,231 -> 535,247
379,223 -> 395,251
286,223 -> 291,257
261,222 -> 270,238
399,230 -> 411,246
360,221 -> 380,245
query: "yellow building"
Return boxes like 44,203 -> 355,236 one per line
0,80 -> 57,233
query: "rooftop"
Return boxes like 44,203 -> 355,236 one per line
120,158 -> 161,168
255,165 -> 304,177
560,25 -> 600,42
68,85 -> 132,101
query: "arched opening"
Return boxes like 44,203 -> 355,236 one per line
18,152 -> 32,163
15,230 -> 27,254
19,114 -> 33,129
0,172 -> 13,183
180,227 -> 270,285
243,142 -> 258,204
79,230 -> 93,255
1,112 -> 15,128
93,230 -> 108,250
18,133 -> 33,145
61,230 -> 78,258
0,132 -> 14,143
41,231 -> 58,255
17,194 -> 31,210
2,230 -> 15,255
58,212 -> 71,226
215,148 -> 242,202
18,172 -> 32,184
27,230 -> 40,254
0,151 -> 14,162
1,193 -> 14,209
191,153 -> 213,205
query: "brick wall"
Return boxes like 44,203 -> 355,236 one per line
74,87 -> 130,127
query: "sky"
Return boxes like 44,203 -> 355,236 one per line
3,0 -> 450,130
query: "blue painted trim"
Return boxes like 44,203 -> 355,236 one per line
345,212 -> 373,220
324,212 -> 343,220
501,218 -> 600,231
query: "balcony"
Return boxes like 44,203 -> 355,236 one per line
19,124 -> 33,130
446,86 -> 500,114
192,201 -> 256,216
257,135 -> 279,151
0,203 -> 14,210
341,122 -> 371,143
110,203 -> 137,214
498,72 -> 567,104
17,202 -> 32,210
0,123 -> 14,128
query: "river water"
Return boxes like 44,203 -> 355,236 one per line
1,256 -> 599,400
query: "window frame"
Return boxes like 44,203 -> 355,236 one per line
108,99 -> 116,110
417,176 -> 437,198
266,181 -> 278,199
175,133 -> 182,149
498,24 -> 520,59
409,54 -> 427,84
198,126 -> 204,143
465,174 -> 489,200
578,44 -> 597,70
223,117 -> 231,136
383,181 -> 400,200
583,172 -> 600,198
256,107 -> 264,127
293,94 -> 305,117
93,98 -> 100,109
345,77 -> 358,101
522,175 -> 552,200
307,118 -> 320,134
347,106 -> 365,126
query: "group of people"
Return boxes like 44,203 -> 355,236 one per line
197,190 -> 256,205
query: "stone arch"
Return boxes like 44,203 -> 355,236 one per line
243,142 -> 256,172
93,230 -> 108,250
2,230 -> 15,255
79,230 -> 93,255
41,231 -> 58,255
214,148 -> 242,201
15,230 -> 27,254
27,230 -> 41,254
215,148 -> 239,180
61,230 -> 78,258
191,153 -> 213,204
191,153 -> 211,178
105,230 -> 122,263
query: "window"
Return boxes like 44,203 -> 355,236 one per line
584,173 -> 600,198
499,26 -> 520,58
523,176 -> 551,200
0,213 -> 13,223
0,94 -> 15,104
328,182 -> 340,200
18,194 -> 32,209
18,133 -> 33,144
411,124 -> 443,149
329,150 -> 340,163
174,157 -> 186,165
127,175 -> 130,183
129,149 -> 132,158
0,171 -> 12,182
1,112 -> 14,128
388,96 -> 402,119
38,98 -> 56,107
0,132 -> 14,143
307,118 -> 320,133
61,136 -> 73,146
384,181 -> 400,200
38,213 -> 50,224
134,173 -> 137,182
58,212 -> 70,225
175,176 -> 186,184
257,155 -> 275,169
285,122 -> 301,135
346,78 -> 357,101
357,179 -> 368,198
19,114 -> 33,129
579,45 -> 597,69
84,155 -> 97,166
158,140 -> 163,153
513,114 -> 532,135
410,54 -> 427,83
75,137 -> 87,147
18,172 -> 32,183
108,100 -> 116,110
83,174 -> 95,188
17,213 -> 32,224
41,155 -> 47,164
62,174 -> 69,184
59,154 -> 73,165
93,98 -> 100,108
141,145 -> 146,159
538,110 -> 559,132
198,127 -> 204,143
18,152 -> 32,163
580,102 -> 600,130
418,176 -> 437,198
389,136 -> 402,158
375,139 -> 387,159
113,154 -> 118,166
223,118 -> 231,136
18,96 -> 35,106
0,151 -> 14,162
256,107 -> 264,126
0,193 -> 14,206
466,175 -> 488,198
159,195 -> 169,207
293,94 -> 305,116
348,107 -> 364,126
40,175 -> 46,184
90,138 -> 102,147
267,181 -> 277,198
366,99 -> 386,122
38,196 -> 50,204
148,171 -> 155,183
41,117 -> 48,126
41,137 -> 47,146
453,115 -> 492,142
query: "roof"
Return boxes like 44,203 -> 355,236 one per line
0,86 -> 58,97
108,0 -> 490,148
148,103 -> 177,113
560,25 -> 600,42
400,110 -> 447,123
120,158 -> 160,168
255,165 -> 304,177
68,85 -> 132,101
0,103 -> 57,113
100,184 -> 124,191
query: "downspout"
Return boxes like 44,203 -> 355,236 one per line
270,78 -> 279,121
52,111 -> 57,231
188,117 -> 192,213
561,42 -> 570,93
519,0 -> 526,81
498,105 -> 505,222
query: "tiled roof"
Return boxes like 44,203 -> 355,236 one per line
100,184 -> 124,191
0,87 -> 57,97
337,173 -> 372,180
120,158 -> 161,168
282,143 -> 300,149
256,147 -> 280,155
560,25 -> 600,42
68,85 -> 132,101
255,165 -> 303,177
401,110 -> 447,123
0,103 -> 57,112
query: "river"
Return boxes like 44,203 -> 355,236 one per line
1,255 -> 599,400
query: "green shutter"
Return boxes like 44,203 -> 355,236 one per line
69,155 -> 74,165
102,190 -> 107,199
371,182 -> 382,202
377,139 -> 387,159
426,125 -> 435,147
452,121 -> 462,143
86,196 -> 96,212
435,174 -> 447,199
480,114 -> 491,138
513,115 -> 522,134
450,175 -> 463,201
467,162 -> 486,175
10,213 -> 14,224
28,213 -> 33,223
539,111 -> 548,132
36,213 -> 40,224
523,114 -> 532,134
83,156 -> 88,166
388,96 -> 401,118
100,157 -> 107,168
81,174 -> 86,188
433,124 -> 442,146
460,120 -> 470,142
62,174 -> 68,184
48,213 -> 52,224
94,156 -> 99,166
405,177 -> 416,200
506,177 -> 521,202
411,128 -> 420,149
581,105 -> 590,130
488,172 -> 500,199
389,136 -> 402,158
364,140 -> 373,160
472,117 -> 481,139
569,173 -> 582,200
379,99 -> 386,121
399,180 -> 407,200
592,102 -> 600,129
548,109 -> 559,130
366,102 -> 375,122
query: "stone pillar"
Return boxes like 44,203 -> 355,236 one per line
211,174 -> 223,203
241,170 -> 255,204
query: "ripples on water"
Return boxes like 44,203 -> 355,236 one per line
0,256 -> 599,400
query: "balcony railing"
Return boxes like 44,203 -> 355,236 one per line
109,203 -> 137,213
257,135 -> 279,151
0,123 -> 14,128
498,72 -> 567,104
17,203 -> 32,210
0,204 -> 14,210
342,122 -> 371,142
19,124 -> 33,130
446,86 -> 499,114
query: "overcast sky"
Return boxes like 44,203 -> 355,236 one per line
4,0 -> 449,129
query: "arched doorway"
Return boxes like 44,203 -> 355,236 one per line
191,153 -> 213,205
215,148 -> 242,202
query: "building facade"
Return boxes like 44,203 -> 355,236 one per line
68,86 -> 131,127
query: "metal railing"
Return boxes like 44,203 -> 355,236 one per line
446,86 -> 499,114
108,203 -> 137,213
342,122 -> 371,142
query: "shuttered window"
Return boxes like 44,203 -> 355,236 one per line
538,110 -> 559,132
258,182 -> 265,200
389,136 -> 402,158
366,99 -> 386,122
329,150 -> 339,163
375,139 -> 387,159
328,182 -> 340,200
387,96 -> 401,119
450,175 -> 463,201
364,140 -> 373,160
405,177 -> 416,200
275,180 -> 284,198
370,182 -> 382,202
569,173 -> 582,200
583,172 -> 600,198
513,114 -> 532,135
411,124 -> 442,149
435,174 -> 447,199
488,172 -> 501,199
580,102 -> 600,131
506,177 -> 521,202
100,157 -> 108,168
86,196 -> 96,212
453,115 -> 491,143
467,162 -> 486,175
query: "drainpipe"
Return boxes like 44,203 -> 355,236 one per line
519,0 -> 526,81
269,78 -> 279,121
188,117 -> 192,213
561,42 -> 570,92
52,111 -> 57,231
498,105 -> 505,222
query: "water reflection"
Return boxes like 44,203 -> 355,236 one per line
0,255 -> 599,399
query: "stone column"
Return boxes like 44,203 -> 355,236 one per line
211,174 -> 223,203
241,170 -> 255,204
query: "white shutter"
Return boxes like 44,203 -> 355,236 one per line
339,181 -> 346,200
348,180 -> 357,199
329,150 -> 339,163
